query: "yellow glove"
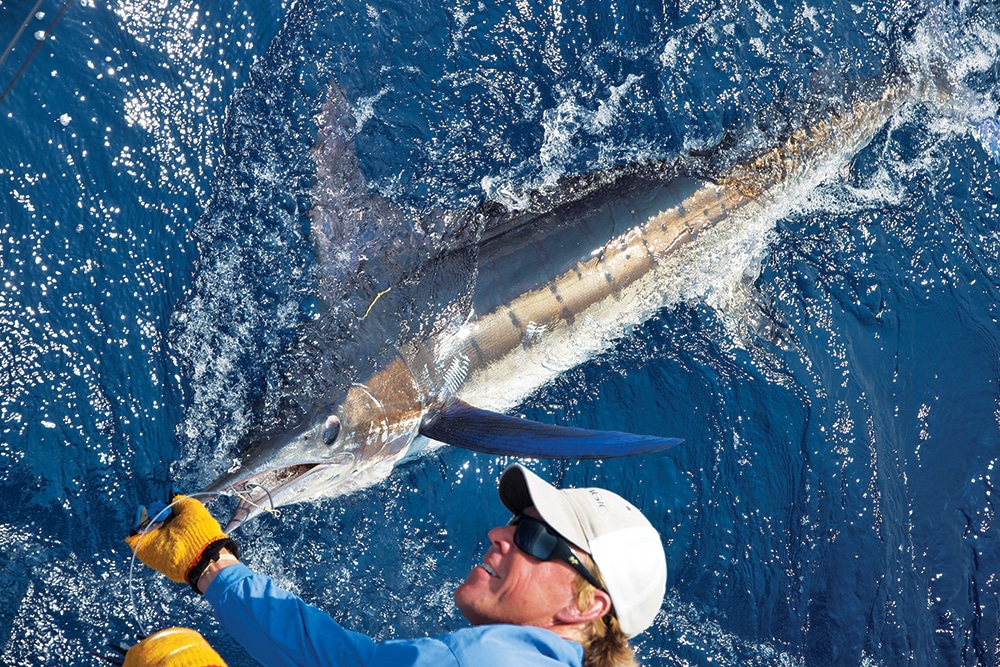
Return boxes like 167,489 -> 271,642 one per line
125,494 -> 238,591
122,627 -> 228,667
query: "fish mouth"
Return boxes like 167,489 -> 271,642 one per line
205,455 -> 356,532
208,463 -> 319,532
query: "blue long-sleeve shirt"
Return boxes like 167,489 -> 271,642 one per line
204,564 -> 585,667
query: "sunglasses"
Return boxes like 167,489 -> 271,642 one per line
509,514 -> 606,592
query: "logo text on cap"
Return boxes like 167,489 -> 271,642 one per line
588,489 -> 610,513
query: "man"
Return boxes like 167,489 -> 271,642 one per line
127,464 -> 667,667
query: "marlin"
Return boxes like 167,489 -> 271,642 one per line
203,68 -> 1000,531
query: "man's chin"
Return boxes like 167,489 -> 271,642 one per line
453,577 -> 488,625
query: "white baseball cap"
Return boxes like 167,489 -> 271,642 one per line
498,464 -> 667,638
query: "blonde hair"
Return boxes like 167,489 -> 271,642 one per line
573,555 -> 638,667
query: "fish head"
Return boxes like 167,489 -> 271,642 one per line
202,355 -> 425,531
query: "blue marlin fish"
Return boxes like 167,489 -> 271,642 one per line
203,68 -> 998,531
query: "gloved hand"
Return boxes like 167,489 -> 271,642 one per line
125,492 -> 238,592
122,627 -> 228,667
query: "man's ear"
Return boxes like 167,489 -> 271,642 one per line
554,589 -> 613,625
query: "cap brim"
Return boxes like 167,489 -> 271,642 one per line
498,464 -> 592,552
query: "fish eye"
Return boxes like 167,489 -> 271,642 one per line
322,415 -> 341,445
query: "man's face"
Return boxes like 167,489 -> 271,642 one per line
453,507 -> 582,629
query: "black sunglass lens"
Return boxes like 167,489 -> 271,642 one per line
514,517 -> 559,561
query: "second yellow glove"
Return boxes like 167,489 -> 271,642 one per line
122,627 -> 228,667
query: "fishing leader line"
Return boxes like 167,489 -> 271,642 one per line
0,0 -> 47,71
0,0 -> 76,106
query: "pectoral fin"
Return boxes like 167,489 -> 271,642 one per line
419,398 -> 682,459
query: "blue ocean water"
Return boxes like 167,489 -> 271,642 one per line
2,0 -> 1000,665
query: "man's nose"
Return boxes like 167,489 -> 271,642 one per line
487,524 -> 515,553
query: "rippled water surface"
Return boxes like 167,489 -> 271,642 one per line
2,0 -> 1000,665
